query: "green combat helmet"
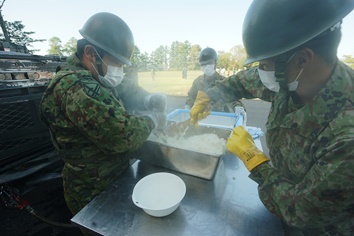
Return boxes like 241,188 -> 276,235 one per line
199,48 -> 218,66
242,0 -> 354,65
79,12 -> 134,66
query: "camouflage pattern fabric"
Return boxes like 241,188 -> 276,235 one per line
206,62 -> 354,235
40,54 -> 154,215
186,72 -> 245,112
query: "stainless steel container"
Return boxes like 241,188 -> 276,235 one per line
132,126 -> 232,180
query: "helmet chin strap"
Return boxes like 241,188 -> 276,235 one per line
93,51 -> 104,76
274,53 -> 288,89
274,52 -> 304,104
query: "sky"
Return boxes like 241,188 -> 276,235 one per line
2,0 -> 354,59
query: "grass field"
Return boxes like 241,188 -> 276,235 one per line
137,70 -> 203,96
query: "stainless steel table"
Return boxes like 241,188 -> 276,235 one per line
71,140 -> 284,236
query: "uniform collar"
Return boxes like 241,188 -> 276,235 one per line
63,53 -> 88,71
273,61 -> 353,139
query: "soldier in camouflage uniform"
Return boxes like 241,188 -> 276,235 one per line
190,0 -> 354,235
40,13 -> 166,216
185,48 -> 245,113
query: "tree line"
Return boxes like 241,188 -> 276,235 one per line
46,36 -> 249,72
1,1 -> 353,71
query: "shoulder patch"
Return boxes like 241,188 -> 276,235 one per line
82,81 -> 102,98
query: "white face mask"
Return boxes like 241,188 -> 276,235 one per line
287,69 -> 303,91
286,53 -> 303,91
257,53 -> 304,92
257,68 -> 280,92
101,65 -> 124,88
201,64 -> 215,76
91,48 -> 124,88
92,63 -> 124,88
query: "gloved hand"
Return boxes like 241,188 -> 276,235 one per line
184,104 -> 191,110
234,106 -> 245,116
234,106 -> 247,127
226,126 -> 269,171
146,112 -> 167,130
144,93 -> 167,112
190,91 -> 211,126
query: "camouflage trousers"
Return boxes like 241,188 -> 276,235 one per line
62,156 -> 130,236
61,152 -> 131,216
62,165 -> 103,216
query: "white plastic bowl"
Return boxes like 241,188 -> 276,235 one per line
132,172 -> 186,217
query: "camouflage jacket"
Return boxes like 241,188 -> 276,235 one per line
186,72 -> 245,112
207,62 -> 354,235
40,54 -> 154,213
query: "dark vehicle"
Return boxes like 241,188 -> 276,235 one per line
0,43 -> 81,236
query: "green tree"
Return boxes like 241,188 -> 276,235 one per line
342,55 -> 354,69
132,45 -> 150,72
62,37 -> 77,56
230,45 -> 247,70
0,1 -> 45,53
3,21 -> 45,50
169,40 -> 191,70
138,52 -> 151,71
151,45 -> 169,70
217,50 -> 231,70
0,0 -> 10,42
47,36 -> 63,55
130,45 -> 141,66
188,44 -> 202,70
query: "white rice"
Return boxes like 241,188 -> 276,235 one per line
151,133 -> 226,156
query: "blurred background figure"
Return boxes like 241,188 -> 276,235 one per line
151,68 -> 155,80
182,67 -> 187,79
185,47 -> 245,113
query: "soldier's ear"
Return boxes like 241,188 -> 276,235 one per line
84,45 -> 96,62
297,48 -> 314,67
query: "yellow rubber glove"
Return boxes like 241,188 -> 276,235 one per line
190,91 -> 211,126
227,126 -> 269,171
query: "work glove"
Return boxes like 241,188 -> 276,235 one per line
234,106 -> 247,127
184,104 -> 191,110
190,91 -> 211,126
226,126 -> 269,171
144,93 -> 167,112
146,112 -> 167,131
